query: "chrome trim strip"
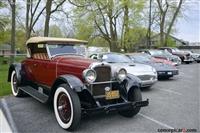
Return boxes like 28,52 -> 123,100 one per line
90,81 -> 117,85
94,95 -> 105,99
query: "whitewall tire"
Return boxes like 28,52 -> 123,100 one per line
11,71 -> 23,97
53,84 -> 81,130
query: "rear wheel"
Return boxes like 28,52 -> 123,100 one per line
119,87 -> 142,117
53,84 -> 81,131
11,71 -> 24,97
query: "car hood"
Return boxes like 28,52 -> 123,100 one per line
153,54 -> 178,61
141,61 -> 177,71
54,56 -> 96,68
107,62 -> 156,76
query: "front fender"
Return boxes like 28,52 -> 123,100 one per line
123,73 -> 141,92
52,74 -> 85,92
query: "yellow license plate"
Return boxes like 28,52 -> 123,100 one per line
105,90 -> 120,100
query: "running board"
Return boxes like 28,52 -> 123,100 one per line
19,86 -> 49,103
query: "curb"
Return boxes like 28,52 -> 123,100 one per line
0,98 -> 18,133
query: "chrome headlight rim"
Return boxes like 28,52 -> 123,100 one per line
83,69 -> 97,84
116,68 -> 127,82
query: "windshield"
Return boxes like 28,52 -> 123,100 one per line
101,53 -> 132,63
172,48 -> 181,52
163,50 -> 172,55
149,50 -> 164,56
47,44 -> 86,57
130,54 -> 151,62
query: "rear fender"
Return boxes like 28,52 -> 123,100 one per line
8,63 -> 22,84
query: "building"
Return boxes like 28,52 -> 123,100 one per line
0,44 -> 12,56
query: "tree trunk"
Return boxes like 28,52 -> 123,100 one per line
123,0 -> 129,52
10,0 -> 16,64
146,0 -> 152,48
164,0 -> 183,46
44,0 -> 52,37
26,0 -> 30,40
160,19 -> 164,46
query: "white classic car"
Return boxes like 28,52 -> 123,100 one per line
90,52 -> 158,88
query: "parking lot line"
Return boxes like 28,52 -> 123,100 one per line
138,113 -> 174,129
157,88 -> 182,96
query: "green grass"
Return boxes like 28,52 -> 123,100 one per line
0,56 -> 25,97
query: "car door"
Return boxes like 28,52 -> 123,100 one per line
26,43 -> 56,87
33,59 -> 56,86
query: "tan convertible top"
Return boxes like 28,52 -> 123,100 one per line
26,37 -> 88,45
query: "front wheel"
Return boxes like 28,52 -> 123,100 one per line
119,87 -> 142,117
53,84 -> 81,131
11,71 -> 24,97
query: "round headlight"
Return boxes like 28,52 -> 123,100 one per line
83,69 -> 96,83
117,68 -> 127,81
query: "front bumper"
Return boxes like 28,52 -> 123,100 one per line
140,79 -> 157,87
183,58 -> 194,62
172,60 -> 182,66
157,70 -> 179,77
83,99 -> 149,114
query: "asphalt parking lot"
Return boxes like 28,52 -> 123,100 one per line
0,63 -> 199,133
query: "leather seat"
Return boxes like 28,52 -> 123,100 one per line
32,53 -> 48,60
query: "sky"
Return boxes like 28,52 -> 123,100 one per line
174,0 -> 200,42
0,0 -> 199,43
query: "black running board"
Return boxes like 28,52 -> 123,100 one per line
19,86 -> 49,103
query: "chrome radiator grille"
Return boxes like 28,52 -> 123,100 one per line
90,66 -> 112,97
94,66 -> 111,82
137,75 -> 155,81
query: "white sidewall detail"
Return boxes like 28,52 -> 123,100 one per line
11,71 -> 18,96
54,87 -> 74,129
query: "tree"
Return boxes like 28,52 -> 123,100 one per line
0,1 -> 7,31
44,0 -> 65,36
8,0 -> 16,64
49,24 -> 64,37
70,0 -> 145,52
156,0 -> 183,46
25,0 -> 46,40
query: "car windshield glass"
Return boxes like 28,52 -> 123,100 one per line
102,53 -> 132,63
48,44 -> 86,57
163,50 -> 172,55
149,50 -> 164,56
172,48 -> 181,52
131,55 -> 151,62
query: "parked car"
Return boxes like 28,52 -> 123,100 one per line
182,50 -> 200,63
90,52 -> 157,88
159,47 -> 193,64
139,49 -> 181,66
8,37 -> 149,130
151,57 -> 175,66
126,53 -> 179,79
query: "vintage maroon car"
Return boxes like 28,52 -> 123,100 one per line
159,47 -> 194,64
8,37 -> 149,130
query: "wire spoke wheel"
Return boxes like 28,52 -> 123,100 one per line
57,92 -> 72,123
54,84 -> 81,130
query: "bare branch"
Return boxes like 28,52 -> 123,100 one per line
51,0 -> 65,13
